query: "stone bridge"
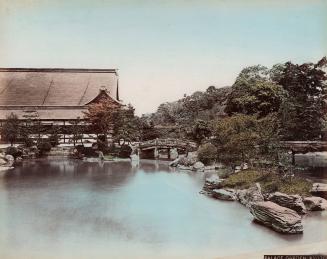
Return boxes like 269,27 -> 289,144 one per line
281,141 -> 327,153
138,138 -> 197,160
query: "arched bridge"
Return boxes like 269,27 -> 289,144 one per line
138,138 -> 197,160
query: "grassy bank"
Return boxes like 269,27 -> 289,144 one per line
220,170 -> 312,196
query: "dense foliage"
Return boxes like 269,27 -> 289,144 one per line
197,143 -> 217,165
225,65 -> 285,117
149,86 -> 231,126
225,58 -> 327,141
1,113 -> 20,146
277,58 -> 327,140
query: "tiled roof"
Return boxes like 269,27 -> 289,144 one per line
0,68 -> 119,106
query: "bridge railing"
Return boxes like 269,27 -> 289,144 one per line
139,138 -> 197,149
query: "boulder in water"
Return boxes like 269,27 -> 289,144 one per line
202,175 -> 224,194
250,201 -> 303,234
303,196 -> 327,211
212,189 -> 236,201
193,161 -> 205,171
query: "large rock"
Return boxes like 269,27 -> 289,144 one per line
187,151 -> 197,164
311,183 -> 327,199
0,154 -> 14,167
169,157 -> 180,167
303,196 -> 327,211
212,189 -> 236,201
193,161 -> 205,171
202,175 -> 224,193
268,192 -> 307,215
236,183 -> 264,207
250,201 -> 303,234
5,154 -> 14,162
0,157 -> 7,166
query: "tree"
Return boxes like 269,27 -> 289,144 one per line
212,114 -> 283,167
225,65 -> 285,118
1,113 -> 20,146
68,117 -> 83,146
112,104 -> 141,144
138,118 -> 160,141
197,143 -> 217,165
187,119 -> 211,144
21,110 -> 44,145
277,57 -> 327,140
83,99 -> 121,139
212,114 -> 260,165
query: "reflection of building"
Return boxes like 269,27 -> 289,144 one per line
0,68 -> 122,143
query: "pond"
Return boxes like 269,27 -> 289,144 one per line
0,159 -> 326,258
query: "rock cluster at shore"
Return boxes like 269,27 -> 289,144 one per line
202,175 -> 327,234
169,152 -> 206,171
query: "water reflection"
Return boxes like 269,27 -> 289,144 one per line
0,159 -> 326,258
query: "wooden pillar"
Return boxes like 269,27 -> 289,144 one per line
154,147 -> 159,159
63,120 -> 66,143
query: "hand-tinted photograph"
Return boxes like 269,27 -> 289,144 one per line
0,1 -> 326,258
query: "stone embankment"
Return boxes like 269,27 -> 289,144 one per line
202,176 -> 327,234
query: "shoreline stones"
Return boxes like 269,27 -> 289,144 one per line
303,196 -> 327,211
193,161 -> 205,171
202,175 -> 224,194
212,189 -> 236,201
0,153 -> 14,167
268,192 -> 307,215
250,201 -> 303,234
235,183 -> 264,207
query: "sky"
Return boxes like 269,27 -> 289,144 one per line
0,0 -> 326,115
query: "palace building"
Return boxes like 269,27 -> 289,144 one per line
0,68 -> 122,144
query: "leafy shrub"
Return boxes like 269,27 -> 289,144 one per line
75,145 -> 85,153
23,137 -> 35,148
118,145 -> 132,158
83,147 -> 98,157
221,169 -> 312,196
197,143 -> 217,165
49,134 -> 60,147
178,155 -> 198,166
37,142 -> 52,155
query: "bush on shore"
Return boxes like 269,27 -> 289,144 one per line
197,143 -> 217,165
118,145 -> 132,158
5,146 -> 22,158
37,142 -> 52,156
220,170 -> 312,196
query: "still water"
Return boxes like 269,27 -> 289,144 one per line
0,159 -> 326,258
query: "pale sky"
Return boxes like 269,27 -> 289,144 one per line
0,0 -> 326,115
